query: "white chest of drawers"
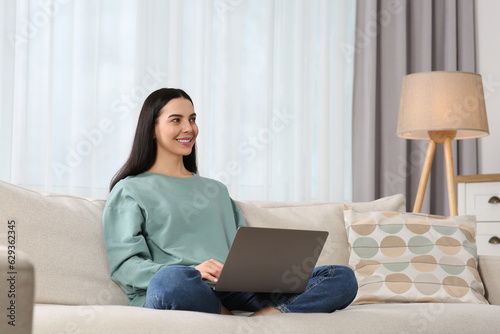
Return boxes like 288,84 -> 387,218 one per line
457,174 -> 500,256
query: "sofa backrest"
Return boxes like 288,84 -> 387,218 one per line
0,181 -> 129,306
0,180 -> 405,306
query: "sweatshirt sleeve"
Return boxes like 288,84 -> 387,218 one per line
231,198 -> 247,229
102,185 -> 165,305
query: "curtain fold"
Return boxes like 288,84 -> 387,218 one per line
352,0 -> 478,215
1,0 -> 356,201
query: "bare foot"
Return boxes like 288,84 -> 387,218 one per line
249,306 -> 283,317
221,306 -> 233,315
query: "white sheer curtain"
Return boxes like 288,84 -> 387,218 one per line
0,0 -> 356,201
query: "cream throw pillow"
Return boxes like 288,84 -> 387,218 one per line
237,194 -> 406,267
345,210 -> 488,305
236,201 -> 348,266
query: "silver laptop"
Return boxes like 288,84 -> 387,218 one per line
207,226 -> 329,293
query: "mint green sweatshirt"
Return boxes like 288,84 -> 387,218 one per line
102,172 -> 246,307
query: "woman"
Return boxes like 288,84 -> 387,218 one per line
103,88 -> 358,315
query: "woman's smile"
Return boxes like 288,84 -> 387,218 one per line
176,137 -> 194,146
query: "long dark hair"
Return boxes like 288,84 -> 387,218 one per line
109,88 -> 198,191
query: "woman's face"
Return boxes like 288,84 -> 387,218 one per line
154,97 -> 198,159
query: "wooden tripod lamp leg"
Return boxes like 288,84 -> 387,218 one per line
413,140 -> 437,213
443,137 -> 458,216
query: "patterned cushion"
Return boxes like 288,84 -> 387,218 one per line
345,210 -> 488,305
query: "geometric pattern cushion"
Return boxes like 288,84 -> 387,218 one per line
345,210 -> 489,305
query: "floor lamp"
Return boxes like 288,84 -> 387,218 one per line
397,71 -> 489,216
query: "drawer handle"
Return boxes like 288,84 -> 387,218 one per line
489,236 -> 500,244
488,196 -> 500,204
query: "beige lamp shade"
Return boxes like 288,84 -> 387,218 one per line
397,71 -> 489,140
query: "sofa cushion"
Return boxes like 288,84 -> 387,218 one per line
343,194 -> 406,212
236,194 -> 406,267
32,303 -> 500,334
479,255 -> 500,305
345,210 -> 488,305
236,201 -> 348,266
245,194 -> 406,212
0,181 -> 129,306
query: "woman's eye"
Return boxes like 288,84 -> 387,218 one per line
190,117 -> 196,123
171,118 -> 180,123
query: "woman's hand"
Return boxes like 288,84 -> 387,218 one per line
195,259 -> 224,282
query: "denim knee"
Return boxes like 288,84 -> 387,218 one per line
271,265 -> 358,313
144,265 -> 220,313
333,265 -> 358,309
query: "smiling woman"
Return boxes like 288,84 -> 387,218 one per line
101,87 -> 358,315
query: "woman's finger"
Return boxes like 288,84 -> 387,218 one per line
195,259 -> 224,282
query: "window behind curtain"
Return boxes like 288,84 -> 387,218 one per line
0,0 -> 356,201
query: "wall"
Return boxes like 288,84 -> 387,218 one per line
476,0 -> 500,174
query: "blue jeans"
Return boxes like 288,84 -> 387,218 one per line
143,265 -> 358,314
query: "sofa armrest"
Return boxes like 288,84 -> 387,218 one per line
479,255 -> 500,305
0,245 -> 35,334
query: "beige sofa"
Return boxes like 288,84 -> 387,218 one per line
0,180 -> 499,334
